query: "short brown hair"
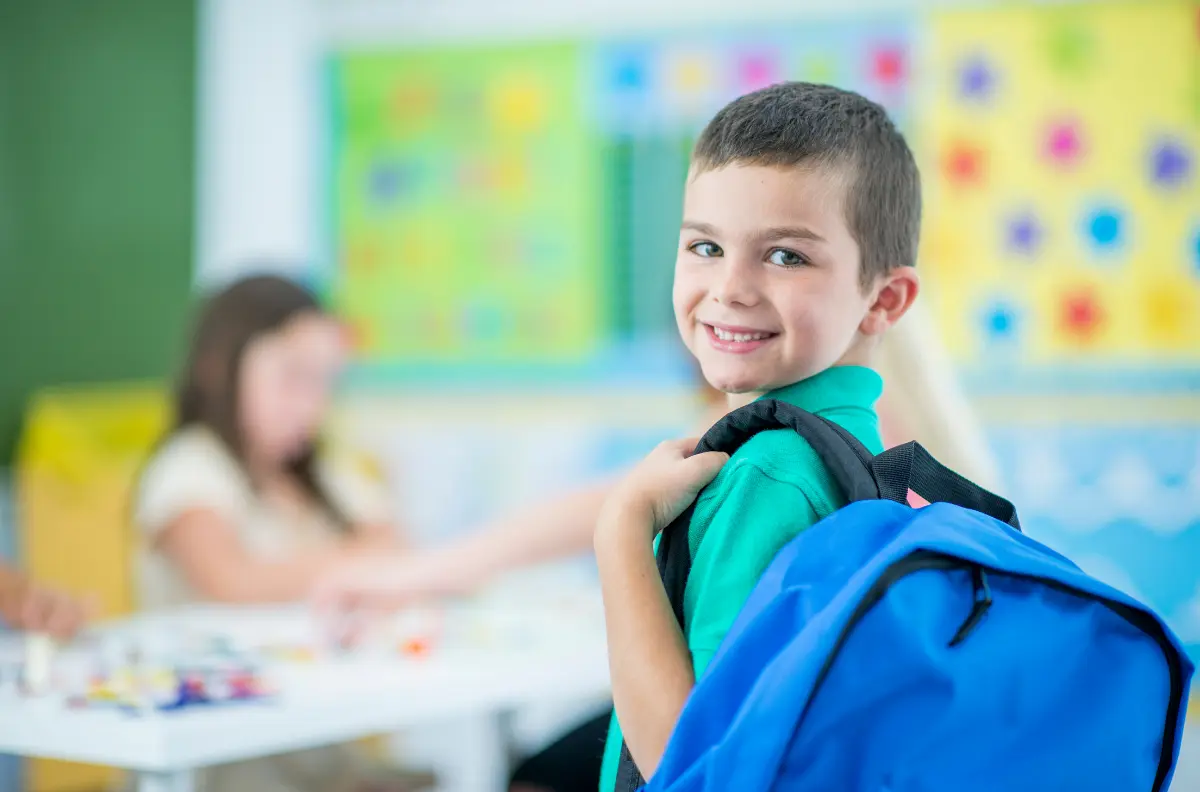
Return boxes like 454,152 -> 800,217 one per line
692,82 -> 921,287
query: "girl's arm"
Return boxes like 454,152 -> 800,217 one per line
315,481 -> 615,606
315,403 -> 732,608
155,509 -> 363,603
432,479 -> 616,581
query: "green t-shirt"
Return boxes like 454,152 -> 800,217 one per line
598,365 -> 885,791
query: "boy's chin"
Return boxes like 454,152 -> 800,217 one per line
700,366 -> 773,396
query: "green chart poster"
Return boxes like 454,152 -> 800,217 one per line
329,43 -> 602,373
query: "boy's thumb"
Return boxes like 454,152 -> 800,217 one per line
685,451 -> 730,482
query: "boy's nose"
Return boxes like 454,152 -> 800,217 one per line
711,257 -> 761,308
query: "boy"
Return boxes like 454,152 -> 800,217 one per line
594,82 -> 921,789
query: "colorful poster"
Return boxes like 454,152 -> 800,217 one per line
327,22 -> 915,381
329,44 -> 602,371
923,2 -> 1200,378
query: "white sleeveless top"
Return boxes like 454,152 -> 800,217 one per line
133,426 -> 392,610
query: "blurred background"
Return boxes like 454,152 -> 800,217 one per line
0,0 -> 1197,790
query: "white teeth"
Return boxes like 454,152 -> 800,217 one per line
712,326 -> 770,342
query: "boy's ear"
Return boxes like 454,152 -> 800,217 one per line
860,266 -> 919,337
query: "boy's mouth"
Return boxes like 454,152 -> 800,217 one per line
703,322 -> 778,354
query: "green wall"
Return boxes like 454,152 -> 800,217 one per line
0,0 -> 196,463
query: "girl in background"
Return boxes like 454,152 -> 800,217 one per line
134,274 -> 432,792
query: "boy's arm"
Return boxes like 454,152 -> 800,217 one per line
593,439 -> 729,781
596,518 -> 695,780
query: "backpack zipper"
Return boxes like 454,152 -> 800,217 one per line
780,549 -> 1185,792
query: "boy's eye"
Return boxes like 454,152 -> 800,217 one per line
688,241 -> 723,258
767,248 -> 808,267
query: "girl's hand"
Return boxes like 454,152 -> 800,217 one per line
597,438 -> 729,543
311,553 -> 473,648
313,552 -> 474,612
0,574 -> 93,640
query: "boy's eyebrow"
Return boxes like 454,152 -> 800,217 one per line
681,220 -> 719,236
760,226 -> 827,243
681,220 -> 827,244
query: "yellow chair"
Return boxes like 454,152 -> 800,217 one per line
15,383 -> 169,792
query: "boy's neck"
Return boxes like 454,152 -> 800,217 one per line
722,360 -> 880,410
725,391 -> 759,410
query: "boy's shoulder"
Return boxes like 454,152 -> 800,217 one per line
697,399 -> 882,515
708,426 -> 828,494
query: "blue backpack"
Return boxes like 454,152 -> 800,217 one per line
614,400 -> 1193,792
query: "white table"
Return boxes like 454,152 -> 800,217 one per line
3,597 -> 1197,792
0,587 -> 613,792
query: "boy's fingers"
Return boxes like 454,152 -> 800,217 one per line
658,437 -> 701,458
683,451 -> 730,483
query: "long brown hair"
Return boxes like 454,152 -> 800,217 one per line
172,274 -> 348,530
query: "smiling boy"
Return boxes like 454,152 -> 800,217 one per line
594,82 -> 922,789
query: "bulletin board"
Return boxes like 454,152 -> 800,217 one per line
922,1 -> 1200,381
328,44 -> 603,373
325,18 -> 916,383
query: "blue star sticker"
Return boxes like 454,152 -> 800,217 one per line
1150,139 -> 1192,188
1086,207 -> 1124,250
958,55 -> 996,101
984,302 -> 1018,339
1007,212 -> 1042,256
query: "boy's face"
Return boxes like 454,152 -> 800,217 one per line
674,162 -> 882,396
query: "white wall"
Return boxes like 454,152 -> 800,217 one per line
196,0 -> 323,287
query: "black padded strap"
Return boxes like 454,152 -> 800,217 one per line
614,742 -> 645,792
691,400 -> 881,502
612,399 -> 879,791
872,441 -> 1021,531
659,399 -> 880,624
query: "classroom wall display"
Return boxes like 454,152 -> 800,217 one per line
987,406 -> 1200,664
328,44 -> 603,376
923,1 -> 1200,383
325,18 -> 914,383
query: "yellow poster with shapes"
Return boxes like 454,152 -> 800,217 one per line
922,1 -> 1200,374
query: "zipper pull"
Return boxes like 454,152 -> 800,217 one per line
949,567 -> 992,647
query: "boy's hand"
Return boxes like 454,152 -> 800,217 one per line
598,438 -> 729,541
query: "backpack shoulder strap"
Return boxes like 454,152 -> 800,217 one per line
871,441 -> 1021,531
658,398 -> 880,624
613,398 -> 878,791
